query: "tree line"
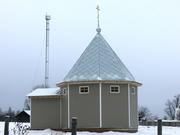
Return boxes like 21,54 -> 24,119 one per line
139,94 -> 180,121
0,107 -> 21,121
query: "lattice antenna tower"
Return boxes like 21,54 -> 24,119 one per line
45,15 -> 51,88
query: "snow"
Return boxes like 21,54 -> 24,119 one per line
27,88 -> 60,97
24,110 -> 31,116
0,122 -> 180,135
0,122 -> 4,135
27,129 -> 63,135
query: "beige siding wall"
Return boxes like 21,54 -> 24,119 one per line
31,98 -> 61,130
102,84 -> 129,128
69,84 -> 99,128
61,86 -> 68,129
130,85 -> 138,128
30,82 -> 139,130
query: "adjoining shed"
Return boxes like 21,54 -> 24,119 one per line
27,88 -> 61,129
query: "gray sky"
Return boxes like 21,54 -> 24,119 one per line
0,0 -> 180,116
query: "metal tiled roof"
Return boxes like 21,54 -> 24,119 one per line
64,33 -> 135,82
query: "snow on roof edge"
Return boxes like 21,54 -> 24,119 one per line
27,87 -> 60,97
24,110 -> 31,116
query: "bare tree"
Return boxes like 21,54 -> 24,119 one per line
164,94 -> 180,120
24,98 -> 30,110
24,84 -> 45,110
32,84 -> 45,91
7,107 -> 15,117
175,106 -> 180,120
0,108 -> 3,121
0,107 -> 2,115
139,106 -> 152,121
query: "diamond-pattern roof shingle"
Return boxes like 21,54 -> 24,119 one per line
64,33 -> 135,82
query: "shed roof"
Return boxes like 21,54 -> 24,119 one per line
16,110 -> 31,116
27,88 -> 60,97
64,33 -> 135,82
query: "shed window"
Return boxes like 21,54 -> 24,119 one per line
110,85 -> 120,93
58,88 -> 66,95
131,87 -> 136,95
62,88 -> 67,95
79,86 -> 89,94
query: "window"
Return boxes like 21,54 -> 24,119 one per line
131,87 -> 136,95
110,85 -> 120,94
79,86 -> 89,94
59,88 -> 66,95
62,88 -> 67,95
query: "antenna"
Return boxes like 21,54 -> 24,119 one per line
96,1 -> 101,33
45,14 -> 51,88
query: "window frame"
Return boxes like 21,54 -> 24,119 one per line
59,88 -> 67,95
62,88 -> 67,95
131,87 -> 136,95
110,85 -> 120,94
79,86 -> 89,94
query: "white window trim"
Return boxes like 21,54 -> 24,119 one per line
110,85 -> 120,94
131,87 -> 136,95
79,86 -> 89,94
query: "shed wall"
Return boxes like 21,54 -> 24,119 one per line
31,98 -> 61,130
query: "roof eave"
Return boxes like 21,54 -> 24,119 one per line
28,95 -> 61,99
57,80 -> 142,87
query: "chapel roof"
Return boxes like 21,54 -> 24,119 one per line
63,31 -> 135,82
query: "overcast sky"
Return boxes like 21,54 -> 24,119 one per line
0,0 -> 180,116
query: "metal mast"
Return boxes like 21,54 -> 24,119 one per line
96,2 -> 101,33
45,15 -> 51,88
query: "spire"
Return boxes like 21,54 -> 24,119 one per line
64,34 -> 135,82
96,2 -> 101,33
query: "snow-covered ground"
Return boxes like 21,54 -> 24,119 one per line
0,122 -> 180,135
0,122 -> 4,135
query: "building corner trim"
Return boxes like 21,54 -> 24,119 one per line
60,96 -> 62,129
68,83 -> 70,128
99,82 -> 102,127
128,83 -> 131,128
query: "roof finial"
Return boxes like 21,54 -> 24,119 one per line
96,1 -> 101,33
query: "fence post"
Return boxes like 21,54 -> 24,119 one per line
71,117 -> 77,135
4,115 -> 10,135
157,119 -> 162,135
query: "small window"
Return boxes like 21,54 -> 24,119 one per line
59,88 -> 66,95
131,87 -> 136,95
110,85 -> 120,94
79,86 -> 89,94
62,88 -> 67,95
